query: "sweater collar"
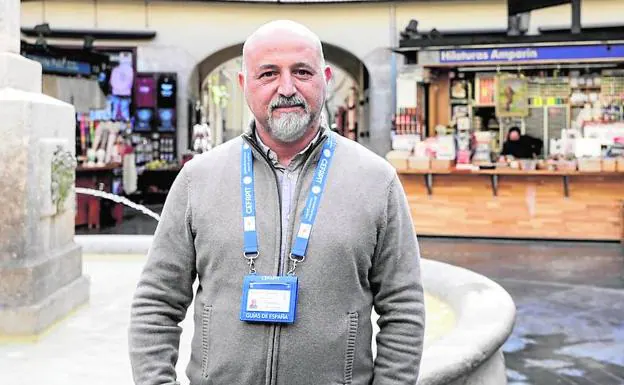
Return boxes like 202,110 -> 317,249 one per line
243,120 -> 330,168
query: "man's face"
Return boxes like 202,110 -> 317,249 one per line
239,34 -> 332,143
509,130 -> 520,141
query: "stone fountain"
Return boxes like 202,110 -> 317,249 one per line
0,0 -> 90,337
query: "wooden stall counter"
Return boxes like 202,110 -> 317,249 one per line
396,168 -> 624,241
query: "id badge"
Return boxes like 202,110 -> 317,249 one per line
240,275 -> 298,324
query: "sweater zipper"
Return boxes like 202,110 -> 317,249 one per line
243,135 -> 283,385
243,133 -> 328,385
269,135 -> 328,385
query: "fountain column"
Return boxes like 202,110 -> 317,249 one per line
0,0 -> 90,337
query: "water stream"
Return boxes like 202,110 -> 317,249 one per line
75,187 -> 161,221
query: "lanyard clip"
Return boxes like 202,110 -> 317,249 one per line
287,253 -> 305,276
244,252 -> 259,275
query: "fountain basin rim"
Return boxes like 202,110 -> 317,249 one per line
75,235 -> 516,385
419,259 -> 516,385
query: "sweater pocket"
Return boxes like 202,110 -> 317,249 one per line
201,305 -> 213,378
343,311 -> 359,385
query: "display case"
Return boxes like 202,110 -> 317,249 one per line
132,72 -> 178,167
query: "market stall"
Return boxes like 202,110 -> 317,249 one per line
390,40 -> 624,241
22,40 -> 187,227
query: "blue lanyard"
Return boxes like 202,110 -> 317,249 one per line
241,132 -> 337,264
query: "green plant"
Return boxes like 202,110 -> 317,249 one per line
51,145 -> 77,214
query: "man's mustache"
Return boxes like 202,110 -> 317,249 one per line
270,96 -> 308,111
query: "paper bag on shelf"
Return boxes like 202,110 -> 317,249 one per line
431,159 -> 453,171
408,157 -> 431,170
577,158 -> 601,172
385,150 -> 411,170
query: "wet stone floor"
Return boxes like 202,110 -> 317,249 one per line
420,237 -> 624,385
0,254 -> 446,385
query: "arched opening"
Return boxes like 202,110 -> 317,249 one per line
189,42 -> 370,148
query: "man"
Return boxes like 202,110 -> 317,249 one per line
129,20 -> 425,385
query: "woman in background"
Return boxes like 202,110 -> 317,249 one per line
500,127 -> 543,159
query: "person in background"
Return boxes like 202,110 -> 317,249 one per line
500,126 -> 543,159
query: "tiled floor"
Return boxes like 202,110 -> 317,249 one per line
71,207 -> 624,384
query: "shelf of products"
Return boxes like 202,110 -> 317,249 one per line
457,69 -> 621,155
392,107 -> 423,136
390,65 -> 624,208
75,70 -> 179,171
132,72 -> 178,166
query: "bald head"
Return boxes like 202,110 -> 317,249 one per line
242,20 -> 326,76
238,20 -> 332,144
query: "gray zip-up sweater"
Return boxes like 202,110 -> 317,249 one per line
129,128 -> 425,385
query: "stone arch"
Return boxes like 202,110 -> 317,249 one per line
194,42 -> 370,91
189,41 -> 374,146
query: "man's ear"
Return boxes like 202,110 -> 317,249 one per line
238,71 -> 245,90
324,65 -> 333,84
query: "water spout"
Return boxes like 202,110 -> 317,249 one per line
75,188 -> 161,221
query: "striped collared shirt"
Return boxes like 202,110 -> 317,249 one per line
254,129 -> 322,273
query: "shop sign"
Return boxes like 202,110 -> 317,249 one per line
24,53 -> 92,76
439,44 -> 624,64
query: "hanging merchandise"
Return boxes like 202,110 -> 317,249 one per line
127,72 -> 179,166
134,75 -> 156,108
97,63 -> 113,95
157,74 -> 177,108
80,120 -> 130,167
107,95 -> 131,122
192,122 -> 213,154
450,79 -> 468,100
476,75 -> 496,106
135,108 -> 154,132
110,52 -> 134,97
495,74 -> 529,118
157,108 -> 176,132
